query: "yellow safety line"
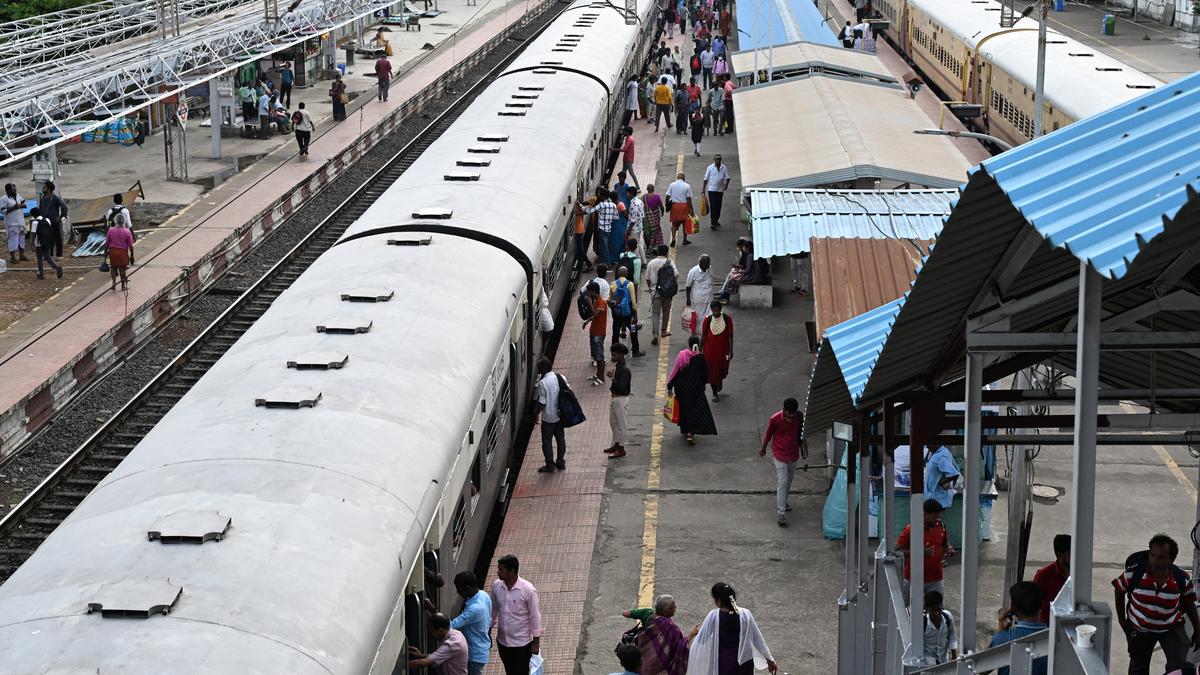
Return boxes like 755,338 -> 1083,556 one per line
1120,403 -> 1197,504
636,154 -> 686,608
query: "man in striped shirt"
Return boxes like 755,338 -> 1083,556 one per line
1113,534 -> 1200,675
581,191 -> 619,265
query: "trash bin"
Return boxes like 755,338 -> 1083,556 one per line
344,46 -> 355,66
1102,14 -> 1116,34
1054,0 -> 1063,10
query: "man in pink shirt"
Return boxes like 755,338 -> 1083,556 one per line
610,127 -> 640,189
409,613 -> 469,675
491,555 -> 542,675
757,398 -> 807,526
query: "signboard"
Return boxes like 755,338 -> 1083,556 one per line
832,421 -> 854,443
177,101 -> 189,123
217,77 -> 234,98
625,0 -> 637,24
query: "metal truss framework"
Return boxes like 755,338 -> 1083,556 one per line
0,0 -> 257,73
0,0 -> 388,168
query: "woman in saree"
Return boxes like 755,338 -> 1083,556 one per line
700,300 -> 733,401
686,583 -> 777,675
623,595 -> 690,675
667,335 -> 718,444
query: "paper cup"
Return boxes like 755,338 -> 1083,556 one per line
1076,624 -> 1097,648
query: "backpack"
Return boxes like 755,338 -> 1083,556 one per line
656,261 -> 678,297
576,287 -> 594,320
1123,550 -> 1189,595
691,55 -> 701,71
291,110 -> 303,125
555,374 -> 586,427
611,279 -> 633,317
105,205 -> 124,229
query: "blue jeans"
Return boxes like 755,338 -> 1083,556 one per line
596,230 -> 611,266
468,663 -> 487,675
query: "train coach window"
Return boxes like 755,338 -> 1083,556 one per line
483,375 -> 511,470
471,454 -> 483,513
451,496 -> 467,562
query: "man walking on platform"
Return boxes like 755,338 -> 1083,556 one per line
375,54 -> 393,102
645,245 -> 677,345
685,254 -> 714,329
701,154 -> 730,230
491,555 -> 542,675
450,571 -> 493,675
293,102 -> 315,157
279,62 -> 294,107
623,76 -> 640,127
535,357 -> 567,473
665,172 -> 694,247
1033,534 -> 1070,624
39,181 -> 67,257
653,76 -> 674,132
606,344 -> 632,458
758,397 -> 807,526
895,499 -> 955,599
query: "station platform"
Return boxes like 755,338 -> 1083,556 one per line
1043,2 -> 1199,83
0,0 -> 552,456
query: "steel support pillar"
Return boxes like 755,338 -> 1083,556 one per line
883,403 -> 896,552
1070,262 -> 1102,609
906,427 -> 926,669
847,434 -> 858,606
858,426 -> 871,675
1002,370 -> 1031,606
209,78 -> 222,160
960,353 -> 983,654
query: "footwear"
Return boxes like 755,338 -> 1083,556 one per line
712,394 -> 720,402
36,273 -> 44,279
711,224 -> 721,230
633,351 -> 647,357
686,434 -> 696,445
607,448 -> 627,459
683,239 -> 692,246
56,267 -> 63,279
590,378 -> 604,386
602,444 -> 618,453
537,464 -> 556,473
651,337 -> 659,346
786,504 -> 793,512
555,460 -> 566,470
661,331 -> 672,337
670,238 -> 677,247
777,516 -> 788,527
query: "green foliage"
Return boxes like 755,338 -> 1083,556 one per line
0,0 -> 98,23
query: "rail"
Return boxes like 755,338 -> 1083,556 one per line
0,0 -> 565,581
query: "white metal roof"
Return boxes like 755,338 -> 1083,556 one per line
733,76 -> 973,190
729,41 -> 894,82
980,30 -> 1162,121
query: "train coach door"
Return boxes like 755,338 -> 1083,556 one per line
509,342 -> 520,450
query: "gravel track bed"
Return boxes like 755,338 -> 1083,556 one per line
0,11 -> 560,519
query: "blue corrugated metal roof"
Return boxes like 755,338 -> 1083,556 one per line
749,188 -> 955,258
742,0 -> 840,49
824,296 -> 906,403
976,71 -> 1200,280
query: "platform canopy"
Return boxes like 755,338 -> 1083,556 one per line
803,70 -> 1200,434
810,237 -> 930,340
729,40 -> 895,85
733,76 -> 972,191
747,187 -> 953,258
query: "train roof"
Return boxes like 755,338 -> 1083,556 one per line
979,29 -> 1161,121
906,0 -> 1036,49
0,235 -> 525,673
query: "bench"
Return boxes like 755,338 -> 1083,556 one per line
734,284 -> 773,309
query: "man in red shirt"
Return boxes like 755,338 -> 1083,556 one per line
758,398 -> 807,527
1113,534 -> 1200,675
895,499 -> 955,599
1033,534 -> 1070,623
375,55 -> 393,102
610,127 -> 640,190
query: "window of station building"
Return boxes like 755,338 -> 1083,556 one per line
451,496 -> 467,562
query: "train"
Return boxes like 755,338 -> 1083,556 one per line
870,0 -> 1161,146
0,0 -> 659,672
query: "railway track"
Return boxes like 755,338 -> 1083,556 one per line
0,5 -> 565,583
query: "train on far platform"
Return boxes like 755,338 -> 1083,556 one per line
0,0 -> 658,673
871,0 -> 1161,146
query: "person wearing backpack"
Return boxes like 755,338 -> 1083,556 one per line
27,207 -> 63,280
610,266 -> 644,358
921,590 -> 958,664
1113,534 -> 1200,675
105,193 -> 132,231
645,245 -> 677,345
534,357 -> 568,473
292,102 -> 315,157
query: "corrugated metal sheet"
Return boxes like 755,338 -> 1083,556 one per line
811,237 -> 930,338
734,76 -> 973,191
976,71 -> 1200,280
804,297 -> 905,435
741,0 -> 840,48
729,41 -> 895,82
853,73 -> 1200,409
748,188 -> 954,258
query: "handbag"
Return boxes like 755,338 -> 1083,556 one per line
98,260 -> 110,273
556,374 -> 586,428
529,653 -> 544,675
615,623 -> 644,655
662,395 -> 680,424
680,306 -> 696,334
685,215 -> 700,235
538,284 -> 555,332
700,194 -> 709,216
339,93 -> 349,104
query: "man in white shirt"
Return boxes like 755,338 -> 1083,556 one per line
922,591 -> 958,664
105,193 -> 133,231
685,254 -> 715,328
590,262 -> 611,301
644,245 -> 677,345
2,183 -> 27,264
293,101 -> 316,157
664,173 -> 695,247
623,76 -> 640,127
701,154 -> 731,230
534,357 -> 565,473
